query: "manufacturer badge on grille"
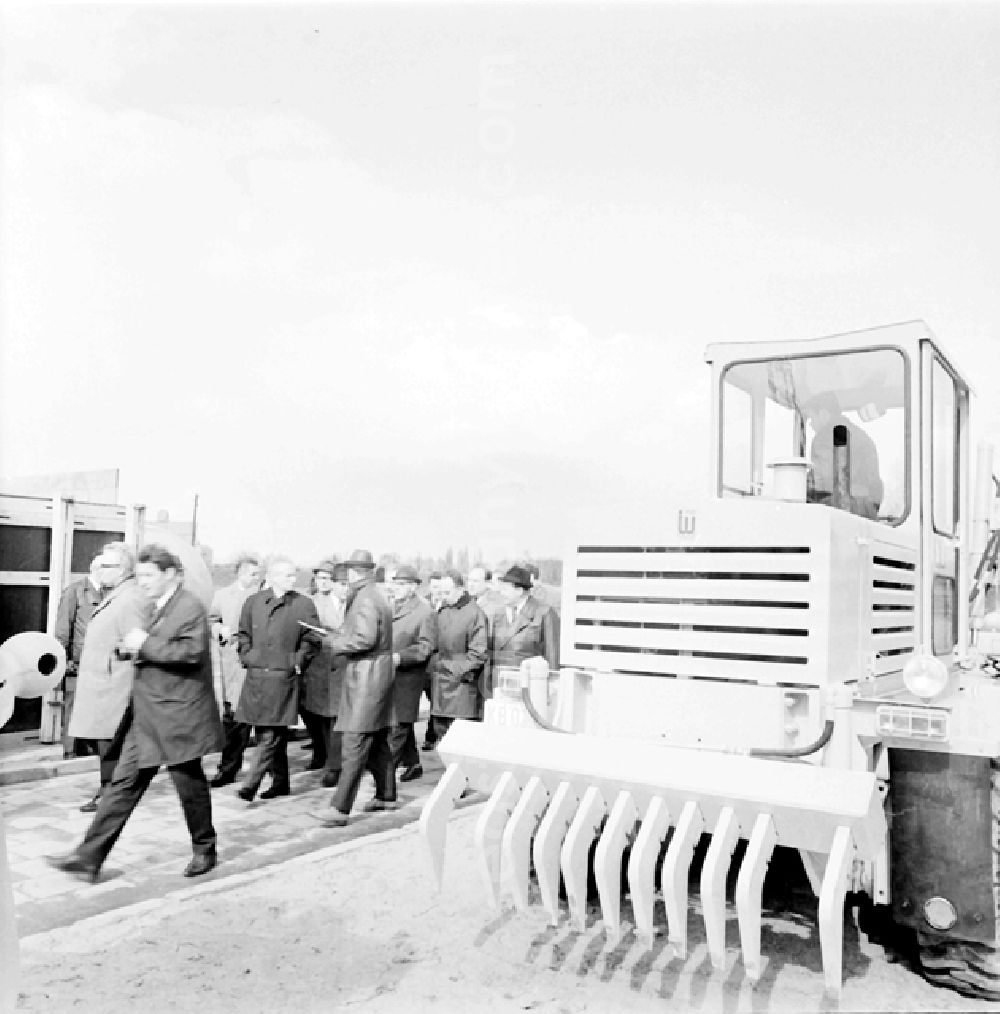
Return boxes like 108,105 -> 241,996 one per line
677,509 -> 696,536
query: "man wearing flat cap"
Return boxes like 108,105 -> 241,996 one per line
310,550 -> 396,827
388,565 -> 437,782
488,564 -> 560,694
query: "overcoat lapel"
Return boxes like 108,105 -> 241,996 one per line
496,598 -> 537,650
147,587 -> 181,631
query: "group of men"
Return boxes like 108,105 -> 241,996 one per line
207,552 -> 559,828
48,544 -> 559,879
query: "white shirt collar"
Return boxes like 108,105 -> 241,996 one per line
156,583 -> 180,613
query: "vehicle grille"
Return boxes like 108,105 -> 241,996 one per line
571,545 -> 813,683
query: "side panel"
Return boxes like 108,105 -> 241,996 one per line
888,749 -> 996,943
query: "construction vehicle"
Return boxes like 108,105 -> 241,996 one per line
421,320 -> 1000,1001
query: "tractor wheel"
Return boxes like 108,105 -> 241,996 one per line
915,757 -> 1000,1001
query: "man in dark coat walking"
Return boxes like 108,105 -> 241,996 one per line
429,569 -> 489,738
310,550 -> 395,827
47,543 -> 224,882
387,565 -> 436,782
235,556 -> 321,802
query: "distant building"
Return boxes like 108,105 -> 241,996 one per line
1,468 -> 120,503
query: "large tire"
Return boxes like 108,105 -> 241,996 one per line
915,757 -> 1000,1001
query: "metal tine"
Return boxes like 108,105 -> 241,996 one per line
474,770 -> 523,912
660,799 -> 705,959
533,781 -> 580,925
561,785 -> 608,931
818,825 -> 854,996
627,796 -> 671,947
735,812 -> 778,983
701,805 -> 742,971
594,790 -> 641,943
419,762 -> 469,889
501,775 -> 550,911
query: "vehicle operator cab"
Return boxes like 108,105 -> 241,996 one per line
707,321 -> 972,664
715,344 -> 903,522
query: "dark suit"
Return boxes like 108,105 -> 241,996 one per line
74,585 -> 224,869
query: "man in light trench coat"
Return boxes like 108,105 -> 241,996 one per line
67,542 -> 149,812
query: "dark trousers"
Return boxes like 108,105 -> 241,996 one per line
421,679 -> 438,746
241,726 -> 289,791
388,722 -> 420,768
330,728 -> 395,814
61,674 -> 78,757
77,757 -> 216,868
432,716 -> 456,739
98,738 -> 121,787
299,706 -> 328,766
216,703 -> 252,780
318,716 -> 343,776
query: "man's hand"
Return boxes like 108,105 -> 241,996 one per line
121,628 -> 148,652
212,622 -> 232,645
392,652 -> 401,667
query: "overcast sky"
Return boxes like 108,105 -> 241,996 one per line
2,2 -> 999,564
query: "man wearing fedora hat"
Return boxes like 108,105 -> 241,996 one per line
488,564 -> 560,693
310,550 -> 396,827
387,565 -> 436,782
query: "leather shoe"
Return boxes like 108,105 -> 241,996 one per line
259,783 -> 290,800
399,763 -> 423,782
310,806 -> 350,827
47,851 -> 100,883
183,852 -> 217,878
79,792 -> 101,814
420,740 -> 438,751
321,770 -> 340,788
306,757 -> 326,771
210,773 -> 235,788
362,798 -> 401,812
236,785 -> 257,802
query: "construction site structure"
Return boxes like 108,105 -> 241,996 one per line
422,320 -> 1000,1001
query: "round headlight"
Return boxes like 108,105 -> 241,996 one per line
902,654 -> 949,700
923,896 -> 958,931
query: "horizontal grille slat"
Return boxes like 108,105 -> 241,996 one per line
576,595 -> 809,610
577,618 -> 809,637
574,642 -> 808,665
576,577 -> 815,602
578,570 -> 809,582
578,545 -> 811,555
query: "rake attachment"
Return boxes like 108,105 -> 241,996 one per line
420,720 -> 887,995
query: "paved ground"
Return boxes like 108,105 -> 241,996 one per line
2,724 -> 450,938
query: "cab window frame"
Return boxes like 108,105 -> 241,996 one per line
717,345 -> 911,526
